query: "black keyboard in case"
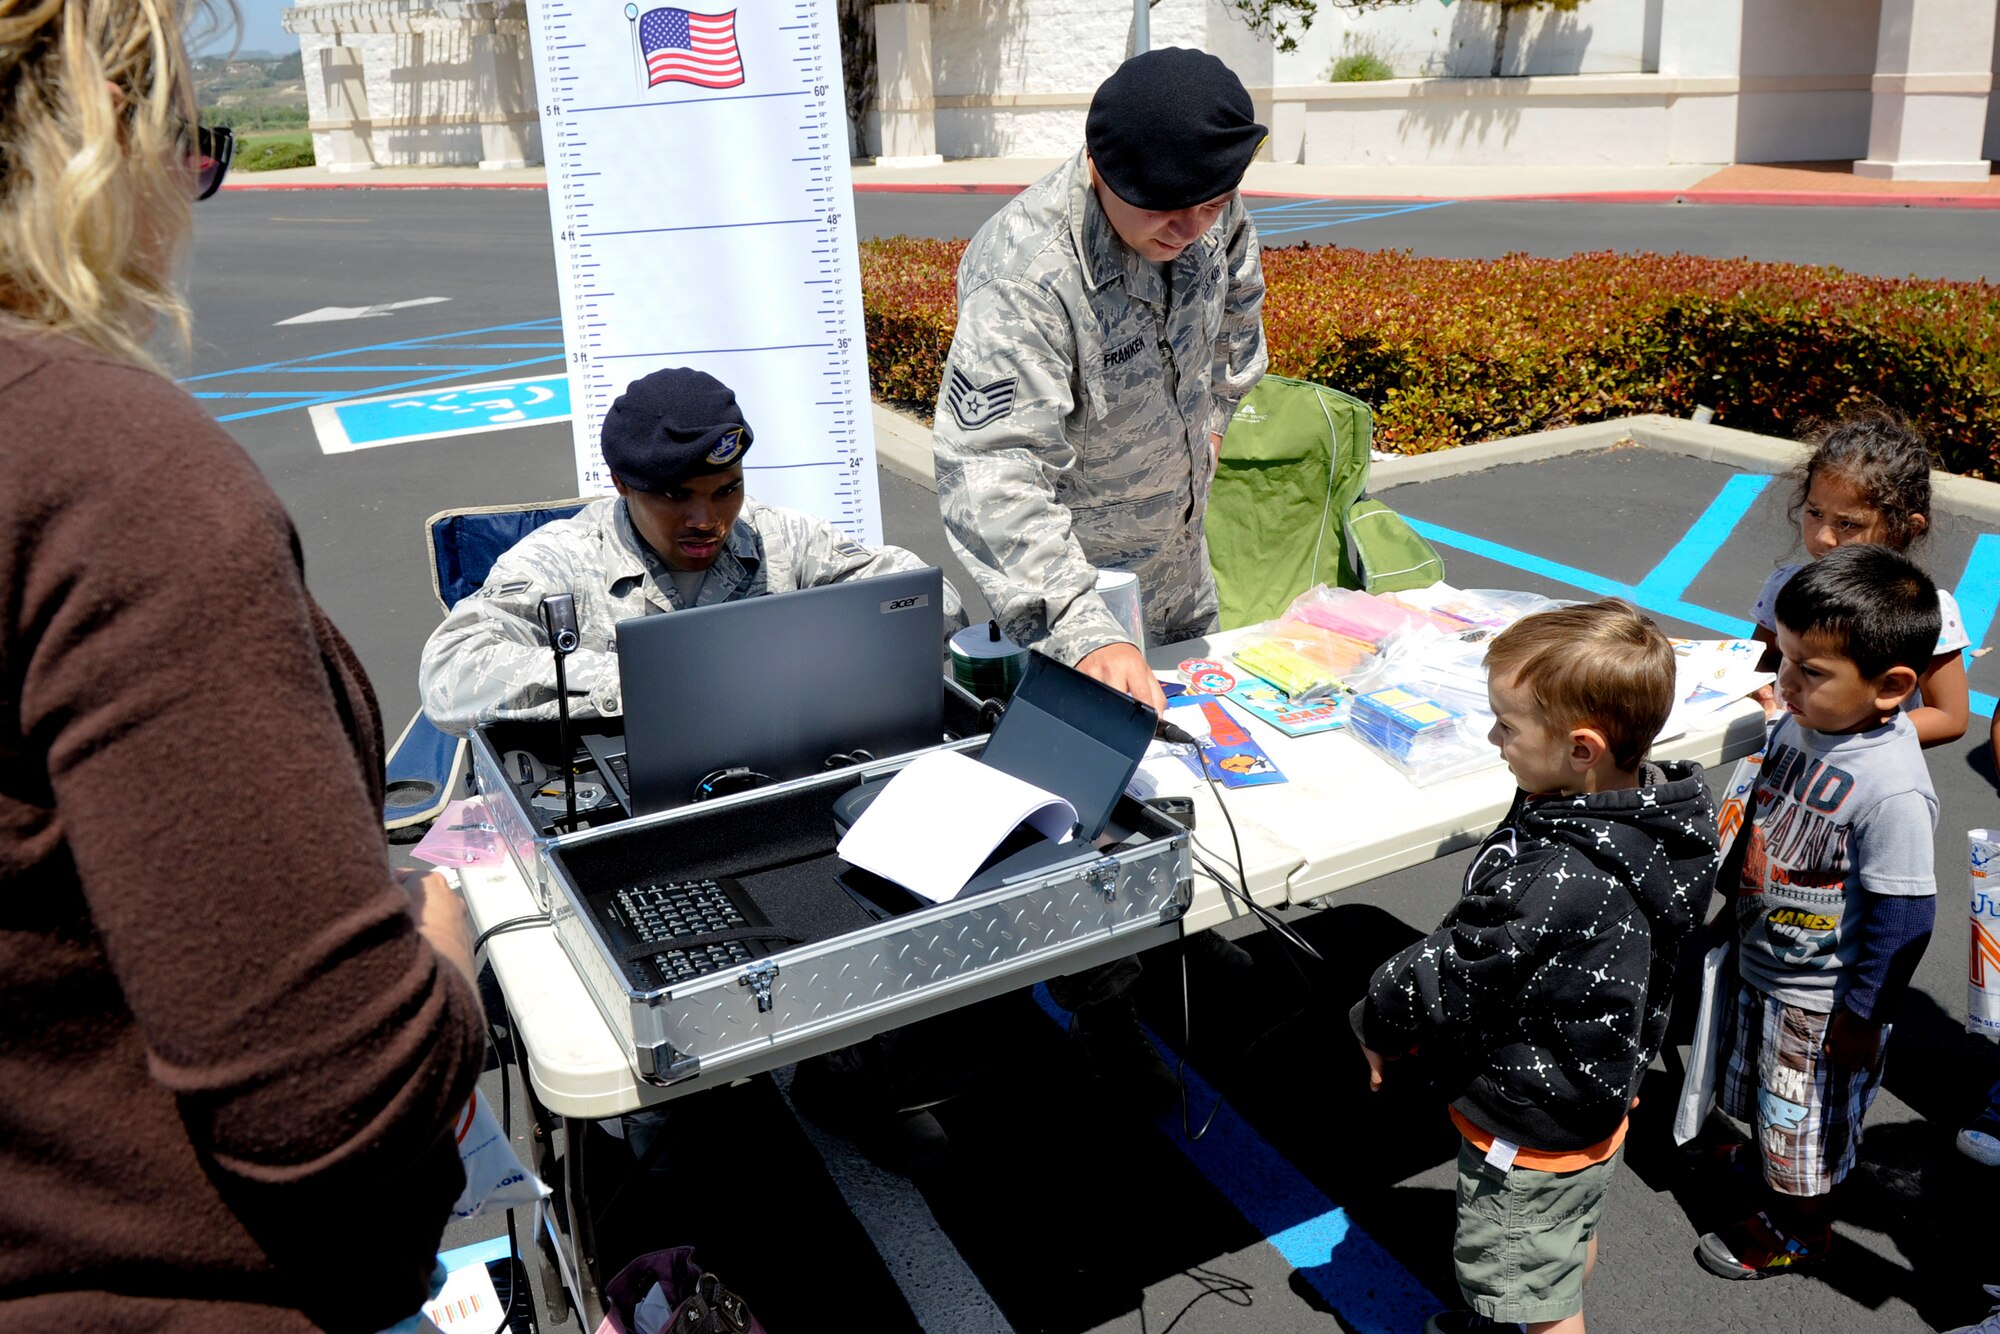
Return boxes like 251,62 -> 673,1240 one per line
594,877 -> 790,990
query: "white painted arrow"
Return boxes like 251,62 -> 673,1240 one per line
275,296 -> 452,326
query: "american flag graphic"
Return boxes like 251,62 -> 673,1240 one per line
638,7 -> 744,89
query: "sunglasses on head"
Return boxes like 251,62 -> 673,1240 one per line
176,121 -> 233,201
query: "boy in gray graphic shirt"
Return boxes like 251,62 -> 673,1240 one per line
1697,545 -> 1939,1281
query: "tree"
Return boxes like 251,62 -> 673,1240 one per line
1450,0 -> 1588,78
1214,0 -> 1416,57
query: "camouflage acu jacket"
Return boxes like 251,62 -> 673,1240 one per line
932,149 -> 1267,665
418,496 -> 959,734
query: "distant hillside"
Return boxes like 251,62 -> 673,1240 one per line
195,51 -> 308,131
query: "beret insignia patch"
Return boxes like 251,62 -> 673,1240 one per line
945,368 -> 1017,431
704,428 -> 746,466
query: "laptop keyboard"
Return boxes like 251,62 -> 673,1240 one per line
604,877 -> 775,987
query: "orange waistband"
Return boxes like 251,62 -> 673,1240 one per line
1451,1105 -> 1631,1172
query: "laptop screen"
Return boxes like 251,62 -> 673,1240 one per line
978,653 -> 1158,841
615,568 -> 946,814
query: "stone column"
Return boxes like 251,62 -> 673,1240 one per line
1656,0 -> 1742,165
872,3 -> 943,168
319,44 -> 377,172
1854,0 -> 1995,180
471,30 -> 536,169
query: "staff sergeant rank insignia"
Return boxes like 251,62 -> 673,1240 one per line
945,368 -> 1018,430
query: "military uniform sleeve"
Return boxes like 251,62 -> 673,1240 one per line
768,506 -> 969,632
418,540 -> 621,735
1205,203 -> 1268,444
932,277 -> 1129,665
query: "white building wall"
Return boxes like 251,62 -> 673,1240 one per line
287,1 -> 542,168
1273,0 -> 1653,87
1734,0 -> 1878,161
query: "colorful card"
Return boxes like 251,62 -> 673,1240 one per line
1224,681 -> 1349,737
1163,695 -> 1287,787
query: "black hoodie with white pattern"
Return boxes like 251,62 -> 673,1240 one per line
1351,760 -> 1721,1151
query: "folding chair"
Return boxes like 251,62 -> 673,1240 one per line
383,497 -> 596,832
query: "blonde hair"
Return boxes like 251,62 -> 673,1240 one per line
0,0 -> 234,370
1486,599 -> 1676,771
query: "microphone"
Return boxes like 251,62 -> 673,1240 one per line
539,594 -> 581,830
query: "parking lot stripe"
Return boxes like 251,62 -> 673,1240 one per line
1032,986 -> 1440,1334
772,1067 -> 1017,1334
1634,474 -> 1771,603
1405,517 -> 1995,718
1954,533 -> 2000,663
1404,517 -> 1757,638
1249,200 -> 1455,240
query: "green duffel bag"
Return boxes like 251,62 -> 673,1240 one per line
1207,375 -> 1443,626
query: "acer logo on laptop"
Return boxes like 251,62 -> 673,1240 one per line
881,594 -> 930,613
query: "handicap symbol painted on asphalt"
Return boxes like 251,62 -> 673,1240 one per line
310,374 -> 572,454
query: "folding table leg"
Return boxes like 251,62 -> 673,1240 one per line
563,1115 -> 607,1331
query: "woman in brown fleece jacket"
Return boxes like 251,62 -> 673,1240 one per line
0,3 -> 489,1330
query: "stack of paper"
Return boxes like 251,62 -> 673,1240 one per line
835,749 -> 1076,904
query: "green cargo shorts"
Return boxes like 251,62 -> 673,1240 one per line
1453,1137 -> 1621,1325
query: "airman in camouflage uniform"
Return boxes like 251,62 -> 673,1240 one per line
419,495 -> 958,735
933,132 -> 1267,675
931,48 -> 1270,1102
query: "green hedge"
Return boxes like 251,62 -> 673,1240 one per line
236,139 -> 316,172
858,238 -> 2000,478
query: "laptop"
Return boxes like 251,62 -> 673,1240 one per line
611,567 -> 946,815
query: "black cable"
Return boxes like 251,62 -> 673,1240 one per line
474,913 -> 549,956
1162,734 -> 1324,964
1176,945 -> 1226,1142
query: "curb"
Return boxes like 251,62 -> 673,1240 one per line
871,400 -> 2000,526
852,183 -> 2000,209
219,178 -> 2000,208
223,180 -> 547,191
872,404 -> 937,488
1372,413 -> 2000,524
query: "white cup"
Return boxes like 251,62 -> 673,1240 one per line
1096,569 -> 1146,650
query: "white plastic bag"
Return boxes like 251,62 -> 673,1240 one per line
1970,830 -> 2000,1037
1713,752 -> 1763,862
450,1088 -> 550,1221
1673,941 -> 1734,1145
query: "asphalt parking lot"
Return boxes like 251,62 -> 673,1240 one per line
185,187 -> 1999,1334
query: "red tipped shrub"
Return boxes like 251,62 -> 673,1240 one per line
859,237 -> 2000,478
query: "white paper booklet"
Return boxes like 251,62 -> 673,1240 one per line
836,749 -> 1077,904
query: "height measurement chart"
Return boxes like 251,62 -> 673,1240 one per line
523,0 -> 880,541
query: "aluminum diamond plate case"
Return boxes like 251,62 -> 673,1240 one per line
543,760 -> 1192,1088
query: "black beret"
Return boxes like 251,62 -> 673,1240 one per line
600,367 -> 754,490
1086,48 -> 1266,212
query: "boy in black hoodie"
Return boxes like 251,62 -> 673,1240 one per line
1353,600 -> 1722,1334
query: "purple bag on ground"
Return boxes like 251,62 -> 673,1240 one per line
593,1247 -> 765,1334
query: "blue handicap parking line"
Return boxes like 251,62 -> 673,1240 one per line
183,317 -> 569,424
1033,985 -> 1439,1333
1633,474 -> 1771,604
1249,200 -> 1455,240
1404,516 -> 1757,640
1955,533 -> 2000,668
1406,515 -> 1996,719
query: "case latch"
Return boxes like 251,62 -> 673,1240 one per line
1084,856 -> 1120,901
739,960 -> 780,1013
